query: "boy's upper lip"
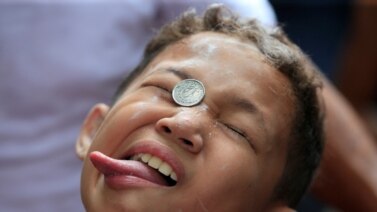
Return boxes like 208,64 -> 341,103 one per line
118,140 -> 185,183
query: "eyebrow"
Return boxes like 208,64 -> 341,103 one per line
233,96 -> 258,114
232,96 -> 266,129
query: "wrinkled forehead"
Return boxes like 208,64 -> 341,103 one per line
146,32 -> 292,95
177,32 -> 264,62
145,32 -> 269,77
185,32 -> 262,57
145,32 -> 294,100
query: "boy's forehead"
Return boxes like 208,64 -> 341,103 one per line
145,32 -> 267,75
177,32 -> 263,59
143,32 -> 291,100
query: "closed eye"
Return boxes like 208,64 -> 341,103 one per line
140,82 -> 173,103
221,122 -> 255,150
142,82 -> 170,93
153,85 -> 170,92
224,123 -> 248,140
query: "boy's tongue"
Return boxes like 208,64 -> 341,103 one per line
89,151 -> 168,186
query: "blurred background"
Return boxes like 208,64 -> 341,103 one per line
271,0 -> 377,211
271,0 -> 377,141
1,0 -> 376,211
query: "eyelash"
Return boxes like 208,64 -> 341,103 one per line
223,123 -> 249,141
142,82 -> 170,92
154,85 -> 170,92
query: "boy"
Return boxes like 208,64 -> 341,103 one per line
76,5 -> 323,211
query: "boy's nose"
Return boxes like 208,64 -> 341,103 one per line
155,110 -> 204,154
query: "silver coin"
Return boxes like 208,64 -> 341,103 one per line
172,79 -> 205,107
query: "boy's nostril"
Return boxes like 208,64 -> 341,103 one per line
180,138 -> 193,147
163,126 -> 172,133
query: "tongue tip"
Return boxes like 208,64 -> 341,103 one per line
89,151 -> 105,162
89,151 -> 116,175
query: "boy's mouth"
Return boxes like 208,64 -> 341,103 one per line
128,153 -> 177,186
90,151 -> 178,188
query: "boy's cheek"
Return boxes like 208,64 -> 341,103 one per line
87,100 -> 173,154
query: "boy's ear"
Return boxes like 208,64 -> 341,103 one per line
76,103 -> 109,160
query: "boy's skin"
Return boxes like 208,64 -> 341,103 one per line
76,32 -> 297,211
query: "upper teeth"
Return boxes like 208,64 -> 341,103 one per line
131,153 -> 177,182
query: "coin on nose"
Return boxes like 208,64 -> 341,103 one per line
172,79 -> 205,107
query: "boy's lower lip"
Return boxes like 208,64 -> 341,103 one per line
90,151 -> 169,189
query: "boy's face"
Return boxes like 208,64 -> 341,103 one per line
77,32 -> 295,211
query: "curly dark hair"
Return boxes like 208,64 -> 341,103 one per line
114,4 -> 324,208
